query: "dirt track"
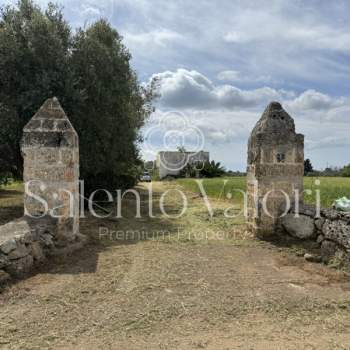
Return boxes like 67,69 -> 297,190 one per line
1,182 -> 350,349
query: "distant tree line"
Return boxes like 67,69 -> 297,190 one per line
0,0 -> 157,193
304,159 -> 350,177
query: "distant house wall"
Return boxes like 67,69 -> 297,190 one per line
156,151 -> 210,179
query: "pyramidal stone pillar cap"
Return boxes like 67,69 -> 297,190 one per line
23,97 -> 77,134
22,97 -> 78,148
250,101 -> 297,138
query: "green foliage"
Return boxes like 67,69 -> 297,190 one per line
304,158 -> 313,175
200,161 -> 226,178
341,164 -> 350,177
178,160 -> 226,178
0,0 -> 156,192
177,176 -> 350,208
69,20 -> 156,193
0,0 -> 73,178
0,172 -> 11,186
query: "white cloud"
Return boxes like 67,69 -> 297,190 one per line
217,70 -> 272,84
223,31 -> 247,44
217,70 -> 241,81
287,90 -> 342,111
151,69 -> 283,110
81,6 -> 101,18
144,68 -> 350,171
123,29 -> 182,47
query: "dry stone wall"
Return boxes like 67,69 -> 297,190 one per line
280,205 -> 350,264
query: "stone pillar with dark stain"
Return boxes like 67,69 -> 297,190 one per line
247,102 -> 304,239
21,97 -> 80,244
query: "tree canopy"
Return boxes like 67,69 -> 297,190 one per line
0,0 -> 156,192
304,159 -> 313,175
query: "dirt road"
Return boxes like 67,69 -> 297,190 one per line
1,182 -> 350,349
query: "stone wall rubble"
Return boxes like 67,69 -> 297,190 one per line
280,205 -> 350,265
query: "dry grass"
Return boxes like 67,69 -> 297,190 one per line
0,182 -> 350,349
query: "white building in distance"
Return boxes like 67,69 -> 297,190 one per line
156,151 -> 210,179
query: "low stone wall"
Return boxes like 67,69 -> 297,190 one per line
280,205 -> 350,265
0,216 -> 86,285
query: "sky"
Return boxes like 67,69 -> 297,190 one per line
3,0 -> 350,171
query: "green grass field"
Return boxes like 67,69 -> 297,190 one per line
176,176 -> 350,208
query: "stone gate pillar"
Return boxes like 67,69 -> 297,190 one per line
246,102 -> 304,239
21,97 -> 79,243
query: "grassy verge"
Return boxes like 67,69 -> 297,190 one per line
0,181 -> 24,224
176,176 -> 350,208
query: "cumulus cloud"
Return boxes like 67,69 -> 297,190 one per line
143,68 -> 350,170
151,69 -> 284,110
287,90 -> 345,111
151,69 -> 350,125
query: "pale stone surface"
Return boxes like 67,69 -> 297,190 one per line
281,214 -> 315,239
0,239 -> 17,254
21,97 -> 80,239
247,102 -> 304,238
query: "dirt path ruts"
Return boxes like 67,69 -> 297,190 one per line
1,182 -> 350,350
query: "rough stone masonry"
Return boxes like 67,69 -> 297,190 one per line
247,101 -> 304,239
0,98 -> 85,284
21,97 -> 80,241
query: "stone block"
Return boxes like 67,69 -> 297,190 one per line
0,254 -> 9,269
322,219 -> 350,250
321,240 -> 338,263
8,244 -> 29,260
0,270 -> 10,284
30,242 -> 45,262
315,218 -> 325,231
0,239 -> 17,254
5,255 -> 34,277
280,213 -> 316,239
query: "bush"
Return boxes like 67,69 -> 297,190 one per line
178,160 -> 226,179
0,172 -> 12,186
341,164 -> 350,177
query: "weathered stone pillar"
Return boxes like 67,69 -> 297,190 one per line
21,97 -> 80,243
247,102 -> 304,239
